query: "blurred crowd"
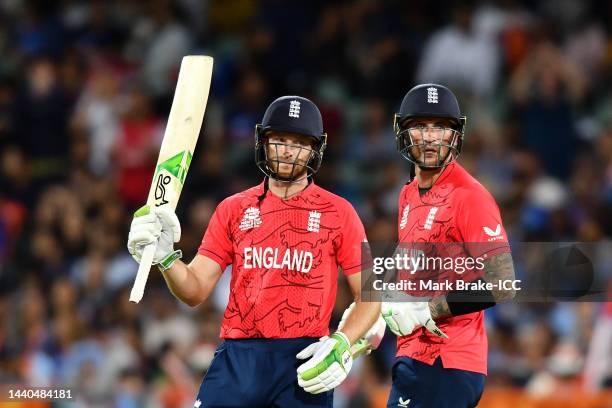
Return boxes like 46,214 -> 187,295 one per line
0,0 -> 611,407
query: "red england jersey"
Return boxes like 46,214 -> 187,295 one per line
198,181 -> 367,339
396,162 -> 510,375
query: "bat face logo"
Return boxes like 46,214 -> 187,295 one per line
154,173 -> 171,206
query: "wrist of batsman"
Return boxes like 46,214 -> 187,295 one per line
157,250 -> 183,272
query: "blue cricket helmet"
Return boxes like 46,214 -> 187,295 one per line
255,96 -> 327,181
394,84 -> 466,169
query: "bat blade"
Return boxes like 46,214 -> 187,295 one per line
129,55 -> 214,303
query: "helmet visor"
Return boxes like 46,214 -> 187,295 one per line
264,141 -> 318,181
254,125 -> 327,182
398,125 -> 461,169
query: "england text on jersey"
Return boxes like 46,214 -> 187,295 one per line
243,247 -> 313,273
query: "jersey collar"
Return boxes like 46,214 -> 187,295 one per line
412,161 -> 457,192
257,178 -> 316,202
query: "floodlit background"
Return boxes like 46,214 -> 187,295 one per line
0,0 -> 611,407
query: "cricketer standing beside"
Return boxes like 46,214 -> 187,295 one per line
381,84 -> 516,408
127,95 -> 382,407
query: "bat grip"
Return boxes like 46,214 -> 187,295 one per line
129,243 -> 157,303
350,342 -> 371,359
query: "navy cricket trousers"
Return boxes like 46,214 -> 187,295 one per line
387,357 -> 486,408
195,337 -> 333,408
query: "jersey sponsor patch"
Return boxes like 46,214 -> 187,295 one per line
483,224 -> 504,241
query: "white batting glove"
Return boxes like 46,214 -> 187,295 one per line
296,332 -> 352,394
338,302 -> 386,357
381,302 -> 448,338
127,205 -> 182,270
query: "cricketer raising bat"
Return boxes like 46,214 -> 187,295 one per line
129,55 -> 214,303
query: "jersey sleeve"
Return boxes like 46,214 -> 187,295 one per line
334,200 -> 369,276
198,199 -> 234,270
457,187 -> 510,258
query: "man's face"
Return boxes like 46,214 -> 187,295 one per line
265,131 -> 316,179
404,117 -> 457,168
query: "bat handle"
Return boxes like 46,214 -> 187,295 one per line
129,243 -> 156,303
350,342 -> 371,359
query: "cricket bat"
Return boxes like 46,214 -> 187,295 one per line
129,55 -> 214,303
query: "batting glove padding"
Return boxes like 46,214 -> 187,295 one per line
381,302 -> 448,338
296,332 -> 353,394
338,302 -> 386,357
127,205 -> 181,268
